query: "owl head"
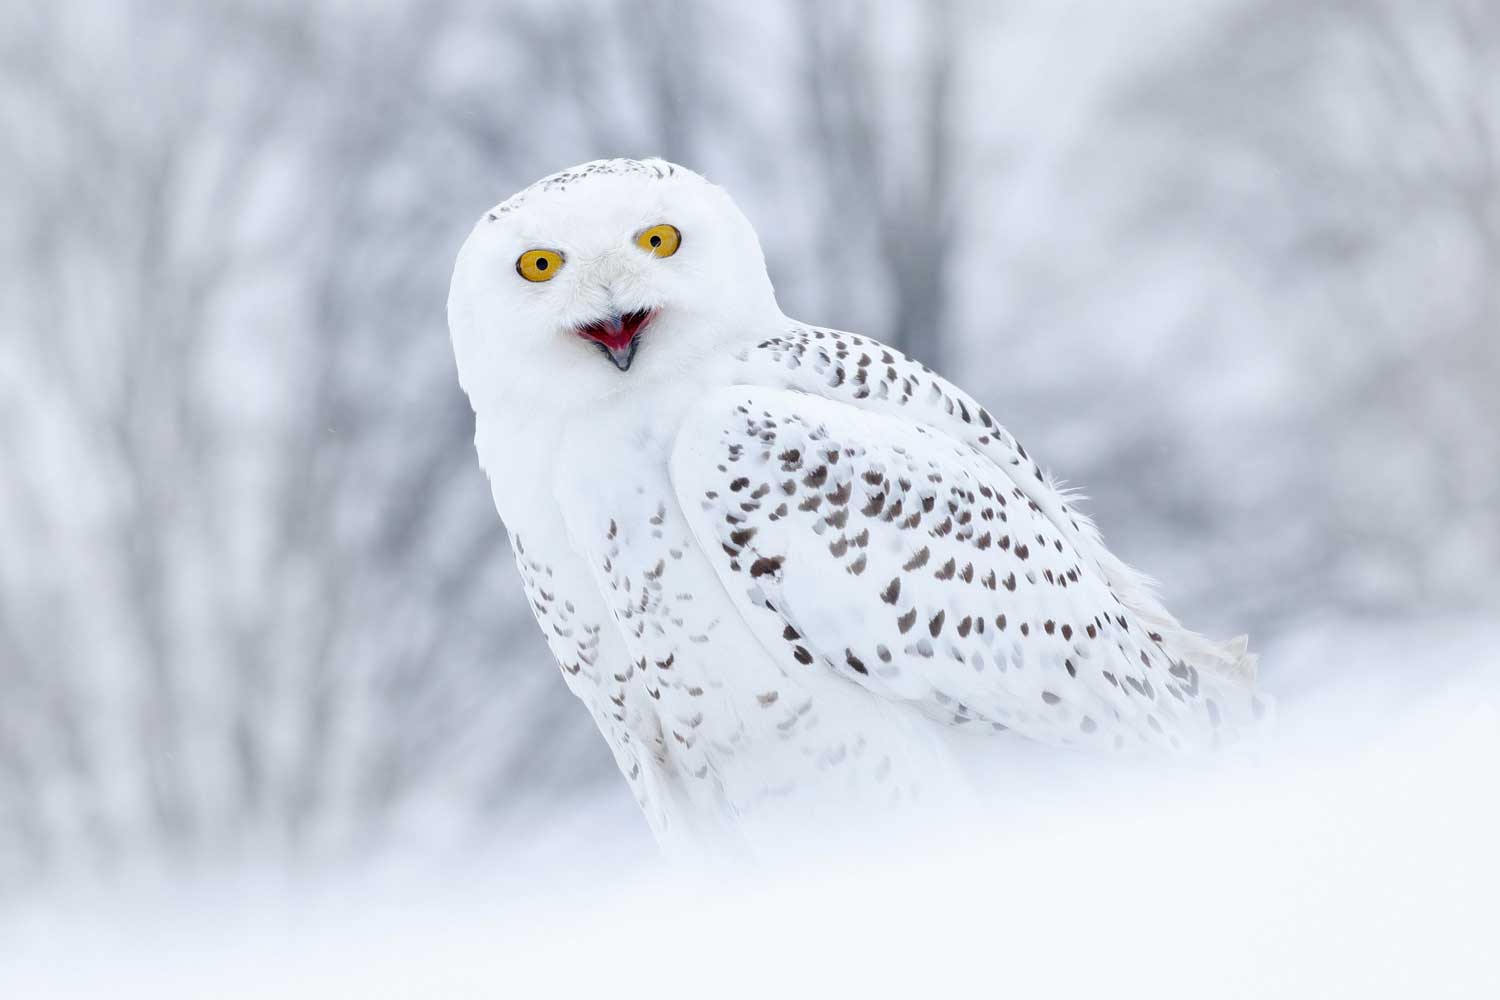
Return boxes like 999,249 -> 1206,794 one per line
448,158 -> 780,422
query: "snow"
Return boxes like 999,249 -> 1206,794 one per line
3,618 -> 1495,999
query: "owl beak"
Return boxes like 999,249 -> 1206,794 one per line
576,309 -> 655,372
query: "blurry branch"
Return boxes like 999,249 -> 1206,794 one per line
0,0 -> 566,882
1120,0 -> 1500,626
800,0 -> 961,370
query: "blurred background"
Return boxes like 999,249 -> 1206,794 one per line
0,0 -> 1496,894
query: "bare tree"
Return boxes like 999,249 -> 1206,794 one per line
1113,0 -> 1500,631
798,0 -> 964,370
0,0 -> 615,883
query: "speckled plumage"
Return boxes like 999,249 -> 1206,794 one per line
449,158 -> 1267,852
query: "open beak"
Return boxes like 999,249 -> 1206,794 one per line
575,308 -> 656,372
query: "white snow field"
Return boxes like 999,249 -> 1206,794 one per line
3,617 -> 1496,999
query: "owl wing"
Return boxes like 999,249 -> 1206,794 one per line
671,376 -> 1264,751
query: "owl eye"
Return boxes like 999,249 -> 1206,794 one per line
517,249 -> 564,282
636,224 -> 681,258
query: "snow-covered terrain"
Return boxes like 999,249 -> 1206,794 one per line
3,618 -> 1494,999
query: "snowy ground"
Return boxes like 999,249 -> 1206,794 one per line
3,616 -> 1497,999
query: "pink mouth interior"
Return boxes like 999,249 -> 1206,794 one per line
576,308 -> 656,353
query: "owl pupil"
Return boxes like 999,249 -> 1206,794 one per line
536,257 -> 548,270
650,234 -> 661,247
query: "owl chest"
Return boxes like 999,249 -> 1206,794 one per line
552,417 -> 847,791
554,427 -> 751,704
543,402 -> 958,823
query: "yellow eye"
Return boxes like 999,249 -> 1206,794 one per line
516,249 -> 564,282
636,224 -> 681,258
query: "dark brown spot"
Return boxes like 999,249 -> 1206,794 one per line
749,555 -> 784,578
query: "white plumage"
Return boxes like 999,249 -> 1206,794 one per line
448,158 -> 1267,852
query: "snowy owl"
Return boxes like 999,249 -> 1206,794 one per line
448,158 -> 1267,851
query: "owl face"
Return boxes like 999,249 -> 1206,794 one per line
449,159 -> 780,421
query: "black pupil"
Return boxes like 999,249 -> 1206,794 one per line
650,234 -> 662,247
536,257 -> 548,270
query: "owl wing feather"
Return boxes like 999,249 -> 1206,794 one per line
669,329 -> 1266,750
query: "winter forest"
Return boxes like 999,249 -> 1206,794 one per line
1,1 -> 1498,988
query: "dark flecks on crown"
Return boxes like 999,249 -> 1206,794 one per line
487,159 -> 679,220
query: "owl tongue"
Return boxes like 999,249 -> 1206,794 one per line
576,308 -> 655,372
